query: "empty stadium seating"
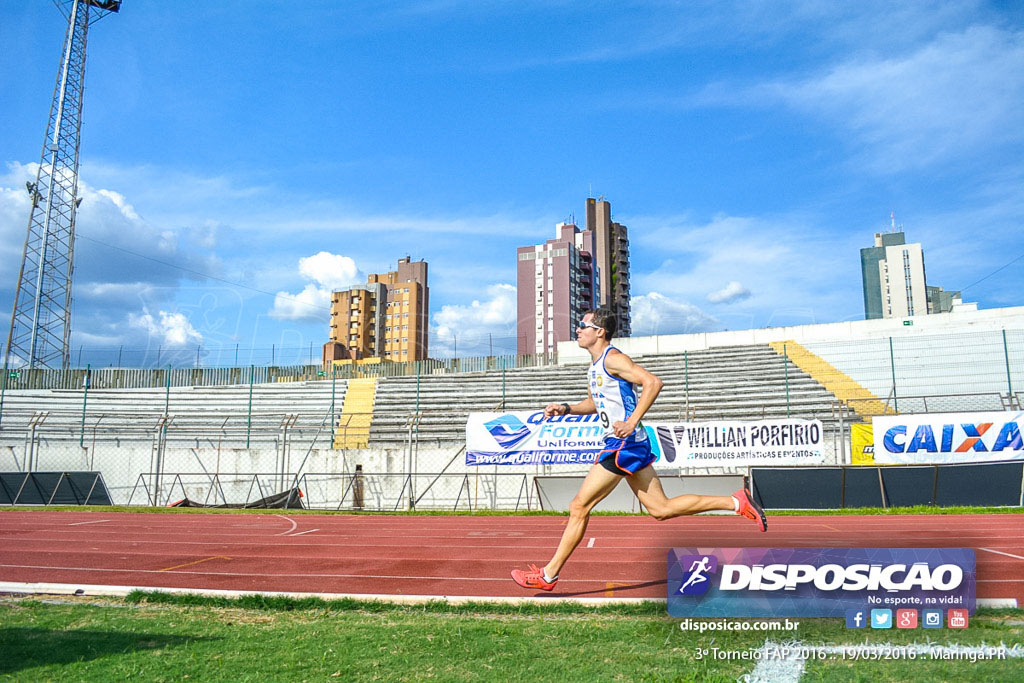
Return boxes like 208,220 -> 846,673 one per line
367,344 -> 843,446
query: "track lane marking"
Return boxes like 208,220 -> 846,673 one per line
587,538 -> 595,548
745,640 -> 1024,682
158,556 -> 232,572
0,563 -> 656,585
273,516 -> 299,536
288,529 -> 319,537
978,547 -> 1024,561
67,520 -> 110,526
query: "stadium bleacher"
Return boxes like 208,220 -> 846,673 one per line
368,344 -> 843,446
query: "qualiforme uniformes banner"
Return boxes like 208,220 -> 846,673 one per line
465,411 -> 826,467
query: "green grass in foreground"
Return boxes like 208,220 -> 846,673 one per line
1,596 -> 1021,682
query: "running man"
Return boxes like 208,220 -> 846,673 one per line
512,308 -> 767,592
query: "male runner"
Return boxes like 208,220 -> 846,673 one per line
511,308 -> 767,592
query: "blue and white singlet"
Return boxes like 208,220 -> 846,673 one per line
588,345 -> 648,444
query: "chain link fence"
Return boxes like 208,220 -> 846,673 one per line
2,327 -> 1023,509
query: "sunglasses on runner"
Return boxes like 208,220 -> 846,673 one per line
577,321 -> 603,331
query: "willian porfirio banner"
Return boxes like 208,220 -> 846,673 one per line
872,411 -> 1023,464
465,411 -> 825,466
667,547 -> 976,617
645,418 -> 825,466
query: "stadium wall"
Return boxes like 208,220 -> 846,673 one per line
558,306 -> 1024,399
557,305 -> 1024,363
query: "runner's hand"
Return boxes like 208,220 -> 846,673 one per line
544,402 -> 566,418
612,420 -> 634,438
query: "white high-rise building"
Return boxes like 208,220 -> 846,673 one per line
860,223 -> 958,320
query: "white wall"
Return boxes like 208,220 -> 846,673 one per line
558,305 -> 1024,363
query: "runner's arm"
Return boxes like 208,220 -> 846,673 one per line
544,392 -> 596,418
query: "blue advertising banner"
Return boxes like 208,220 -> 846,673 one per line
466,411 -> 604,466
667,547 -> 976,618
466,411 -> 827,467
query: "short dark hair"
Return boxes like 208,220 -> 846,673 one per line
587,308 -> 617,340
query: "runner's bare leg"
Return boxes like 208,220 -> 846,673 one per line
626,466 -> 735,520
543,464 -> 623,579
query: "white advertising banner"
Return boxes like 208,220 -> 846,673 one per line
466,411 -> 603,466
645,418 -> 826,467
872,411 -> 1024,464
466,411 -> 825,467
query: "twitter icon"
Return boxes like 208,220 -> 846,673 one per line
870,609 -> 892,629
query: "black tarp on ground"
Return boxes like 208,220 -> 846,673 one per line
168,488 -> 304,509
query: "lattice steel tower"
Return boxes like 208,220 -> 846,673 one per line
5,0 -> 121,369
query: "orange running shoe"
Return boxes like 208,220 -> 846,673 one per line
733,486 -> 768,532
511,563 -> 558,591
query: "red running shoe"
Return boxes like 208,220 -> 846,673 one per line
733,486 -> 768,532
511,564 -> 558,591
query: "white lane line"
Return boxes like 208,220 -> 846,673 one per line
978,547 -> 1024,561
67,520 -> 110,526
0,581 -> 658,605
741,640 -> 804,683
273,515 -> 298,536
0,563 -> 651,585
744,640 -> 1024,682
587,538 -> 595,548
288,529 -> 319,537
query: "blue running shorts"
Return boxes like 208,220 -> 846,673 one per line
596,436 -> 655,476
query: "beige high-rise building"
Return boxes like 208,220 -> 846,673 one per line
585,197 -> 631,337
325,257 -> 429,362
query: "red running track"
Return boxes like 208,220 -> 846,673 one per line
0,511 -> 1022,603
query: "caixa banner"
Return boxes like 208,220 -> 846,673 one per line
667,547 -> 975,617
872,411 -> 1023,464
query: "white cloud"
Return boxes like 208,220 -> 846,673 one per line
707,281 -> 751,304
269,251 -> 361,322
96,189 -> 141,221
128,308 -> 203,348
270,283 -> 333,322
298,251 -> 360,290
631,211 -> 863,327
728,25 -> 1024,171
431,283 -> 516,356
630,292 -> 718,336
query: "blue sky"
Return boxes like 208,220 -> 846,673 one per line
2,1 -> 1023,366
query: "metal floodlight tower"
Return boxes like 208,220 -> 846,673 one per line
5,0 -> 121,370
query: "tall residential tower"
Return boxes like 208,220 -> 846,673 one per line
586,197 -> 631,336
516,196 -> 634,355
516,223 -> 595,355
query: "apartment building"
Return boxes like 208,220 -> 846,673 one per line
516,222 -> 596,355
325,257 -> 429,362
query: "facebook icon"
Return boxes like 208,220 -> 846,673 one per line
845,609 -> 866,629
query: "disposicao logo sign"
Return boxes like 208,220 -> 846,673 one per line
667,548 -> 975,617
